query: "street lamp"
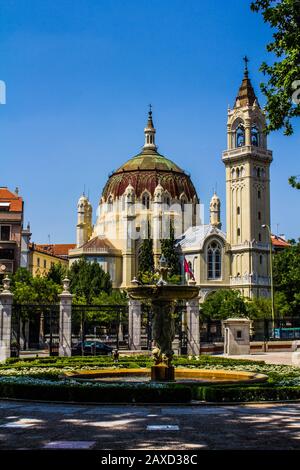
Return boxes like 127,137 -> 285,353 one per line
261,224 -> 275,336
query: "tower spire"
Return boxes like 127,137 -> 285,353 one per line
234,57 -> 259,108
143,105 -> 157,152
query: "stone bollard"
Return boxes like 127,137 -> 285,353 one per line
223,318 -> 251,355
186,298 -> 200,356
59,278 -> 73,357
0,276 -> 14,362
128,300 -> 142,350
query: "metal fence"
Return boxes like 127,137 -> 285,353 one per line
11,304 -> 60,355
71,304 -> 129,354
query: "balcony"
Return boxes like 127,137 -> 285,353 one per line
222,146 -> 273,162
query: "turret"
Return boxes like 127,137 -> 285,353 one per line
76,194 -> 90,247
210,192 -> 221,229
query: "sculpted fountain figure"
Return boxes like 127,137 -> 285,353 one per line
127,256 -> 199,381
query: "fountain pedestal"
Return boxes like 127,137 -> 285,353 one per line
151,364 -> 175,382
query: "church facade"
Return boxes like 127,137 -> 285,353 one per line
69,67 -> 272,302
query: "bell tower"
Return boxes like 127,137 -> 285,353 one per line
222,59 -> 273,298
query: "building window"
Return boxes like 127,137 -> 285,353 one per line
142,193 -> 150,209
258,211 -> 261,220
237,206 -> 240,215
0,226 -> 10,241
258,233 -> 262,242
258,190 -> 261,199
257,168 -> 261,178
237,228 -> 241,237
0,248 -> 14,260
107,196 -> 113,212
259,255 -> 263,265
207,241 -> 222,279
251,126 -> 260,146
236,125 -> 245,147
44,260 -> 47,269
37,258 -> 40,267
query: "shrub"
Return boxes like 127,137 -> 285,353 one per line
193,385 -> 300,402
0,377 -> 191,403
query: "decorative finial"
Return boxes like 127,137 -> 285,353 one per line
149,103 -> 152,115
243,56 -> 249,75
62,277 -> 71,293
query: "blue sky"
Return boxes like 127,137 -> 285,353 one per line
0,0 -> 299,243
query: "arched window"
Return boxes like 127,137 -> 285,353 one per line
251,126 -> 260,146
165,195 -> 170,206
207,241 -> 222,279
236,168 -> 240,178
258,190 -> 261,199
232,168 -> 236,179
142,192 -> 150,209
259,255 -> 263,265
257,168 -> 261,178
236,125 -> 245,147
258,233 -> 262,242
107,196 -> 113,212
237,228 -> 241,237
237,206 -> 240,215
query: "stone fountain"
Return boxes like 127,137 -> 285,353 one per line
126,256 -> 199,381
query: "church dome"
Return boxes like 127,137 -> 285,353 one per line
102,110 -> 198,202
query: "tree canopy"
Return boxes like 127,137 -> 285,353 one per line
68,258 -> 112,303
11,268 -> 61,304
251,0 -> 300,136
160,223 -> 181,277
201,289 -> 248,320
273,239 -> 300,315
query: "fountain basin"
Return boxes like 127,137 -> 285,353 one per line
64,368 -> 267,385
126,284 -> 199,301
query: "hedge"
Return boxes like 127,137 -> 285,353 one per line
0,379 -> 191,404
193,385 -> 300,402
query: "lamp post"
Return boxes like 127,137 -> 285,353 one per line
262,224 -> 275,336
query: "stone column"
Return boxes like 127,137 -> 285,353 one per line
186,298 -> 200,356
59,278 -> 73,357
128,300 -> 142,350
0,276 -> 14,362
223,318 -> 251,355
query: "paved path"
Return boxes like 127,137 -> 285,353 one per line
225,352 -> 298,365
0,400 -> 300,450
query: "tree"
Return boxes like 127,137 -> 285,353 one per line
11,268 -> 62,349
138,239 -> 154,278
251,0 -> 300,136
288,176 -> 300,190
68,258 -> 112,303
11,268 -> 61,304
201,289 -> 248,319
273,239 -> 300,315
160,223 -> 180,276
46,262 -> 67,285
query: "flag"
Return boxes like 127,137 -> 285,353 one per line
184,257 -> 195,280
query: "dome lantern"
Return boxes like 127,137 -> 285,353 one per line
143,105 -> 157,152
